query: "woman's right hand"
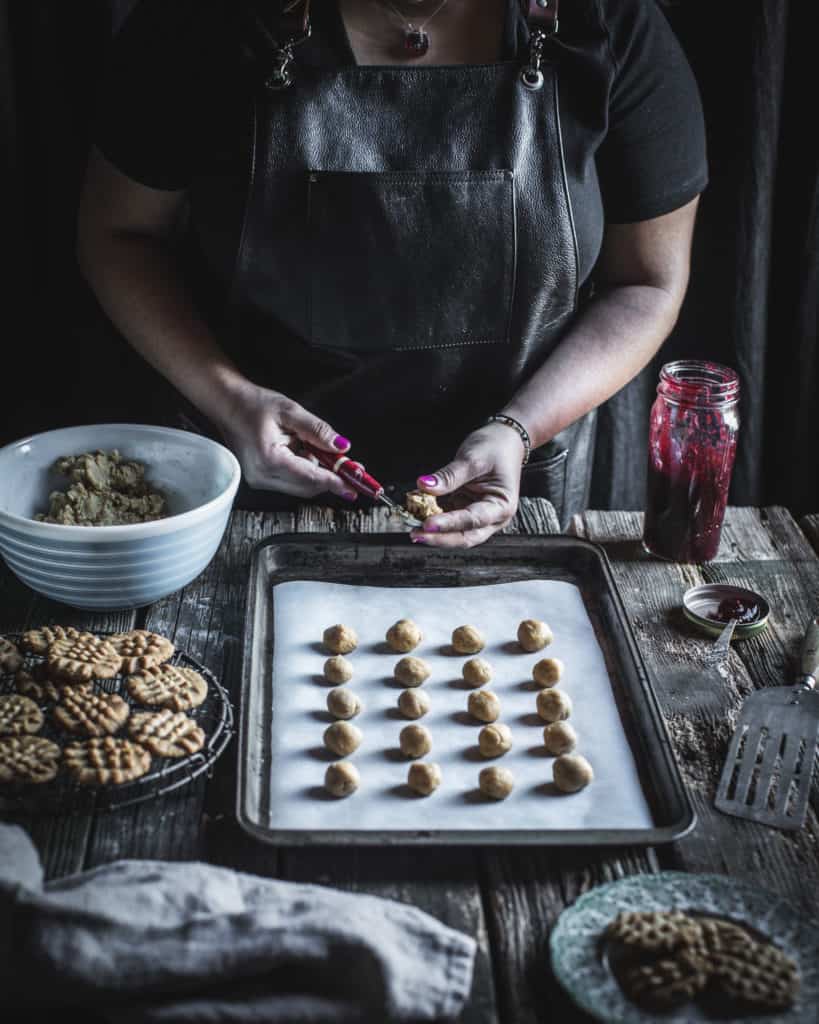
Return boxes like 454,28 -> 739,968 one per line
216,381 -> 357,500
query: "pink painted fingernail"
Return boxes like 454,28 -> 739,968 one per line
419,475 -> 438,488
341,489 -> 357,501
410,534 -> 427,544
423,522 -> 440,533
333,435 -> 351,451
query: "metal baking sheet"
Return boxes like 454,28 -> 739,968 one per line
237,534 -> 695,845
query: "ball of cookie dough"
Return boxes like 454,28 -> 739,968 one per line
553,753 -> 594,793
532,657 -> 563,688
468,689 -> 501,723
452,625 -> 485,654
323,655 -> 354,685
517,619 -> 553,652
394,655 -> 430,687
399,723 -> 432,758
398,688 -> 430,719
324,761 -> 360,797
407,761 -> 441,795
323,721 -> 362,757
326,688 -> 362,720
479,765 -> 515,799
462,657 -> 493,688
542,721 -> 577,756
478,723 -> 513,758
536,688 -> 572,723
323,624 -> 358,655
405,490 -> 443,521
386,619 -> 423,653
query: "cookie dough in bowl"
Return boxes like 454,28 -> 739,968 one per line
0,424 -> 240,610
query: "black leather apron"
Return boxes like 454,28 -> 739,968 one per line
202,1 -> 596,525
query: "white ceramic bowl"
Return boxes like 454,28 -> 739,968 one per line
0,424 -> 241,610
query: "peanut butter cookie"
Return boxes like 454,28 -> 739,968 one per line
15,663 -> 66,703
126,663 -> 208,711
47,632 -> 121,683
21,625 -> 79,655
127,709 -> 205,758
0,735 -> 61,784
109,629 -> 175,674
0,694 -> 44,735
64,736 -> 151,785
0,637 -> 23,674
53,688 -> 130,737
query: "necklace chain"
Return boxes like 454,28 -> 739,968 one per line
380,0 -> 449,32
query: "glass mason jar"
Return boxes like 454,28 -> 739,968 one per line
642,360 -> 740,562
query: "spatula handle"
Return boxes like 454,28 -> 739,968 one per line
800,616 -> 819,679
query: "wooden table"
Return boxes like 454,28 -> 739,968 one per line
3,501 -> 819,1023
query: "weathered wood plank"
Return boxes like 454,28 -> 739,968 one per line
572,506 -> 819,917
799,513 -> 819,557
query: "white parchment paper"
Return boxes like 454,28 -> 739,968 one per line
267,579 -> 653,831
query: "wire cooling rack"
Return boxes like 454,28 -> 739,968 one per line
0,634 -> 234,814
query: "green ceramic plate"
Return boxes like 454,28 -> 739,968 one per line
682,583 -> 770,639
550,871 -> 818,1023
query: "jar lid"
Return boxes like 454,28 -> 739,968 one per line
682,583 -> 770,639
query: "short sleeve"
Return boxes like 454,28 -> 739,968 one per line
595,0 -> 708,223
92,0 -> 210,191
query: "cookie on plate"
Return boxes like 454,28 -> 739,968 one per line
53,688 -> 130,737
0,735 -> 61,784
108,629 -> 175,674
0,637 -> 23,674
606,910 -> 703,955
126,664 -> 208,712
63,736 -> 151,785
0,694 -> 44,736
620,947 -> 709,1010
127,709 -> 205,757
707,930 -> 800,1010
47,632 -> 121,683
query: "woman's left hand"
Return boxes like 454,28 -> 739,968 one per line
410,423 -> 524,548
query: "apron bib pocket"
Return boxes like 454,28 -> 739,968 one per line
307,169 -> 516,352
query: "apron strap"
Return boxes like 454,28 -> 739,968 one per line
238,0 -> 313,91
520,0 -> 559,35
519,0 -> 559,91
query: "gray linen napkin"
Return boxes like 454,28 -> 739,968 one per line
0,824 -> 475,1022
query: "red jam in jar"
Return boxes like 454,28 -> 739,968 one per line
642,360 -> 740,563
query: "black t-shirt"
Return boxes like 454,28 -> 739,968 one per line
93,0 -> 708,303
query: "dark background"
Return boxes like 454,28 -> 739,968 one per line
1,1 -> 816,513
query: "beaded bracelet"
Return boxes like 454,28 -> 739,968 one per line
486,414 -> 531,465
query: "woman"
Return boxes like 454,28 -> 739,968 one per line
77,0 -> 707,546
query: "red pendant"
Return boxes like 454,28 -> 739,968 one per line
404,28 -> 429,57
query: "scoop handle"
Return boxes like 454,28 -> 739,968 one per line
800,616 -> 819,679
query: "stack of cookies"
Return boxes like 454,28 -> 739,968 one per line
606,908 -> 800,1013
0,627 -> 208,788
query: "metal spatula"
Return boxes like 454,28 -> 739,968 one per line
715,617 -> 819,829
